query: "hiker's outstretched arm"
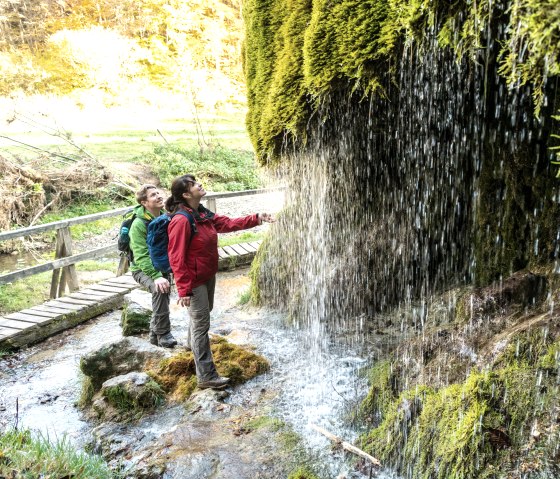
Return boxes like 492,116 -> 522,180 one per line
212,213 -> 259,233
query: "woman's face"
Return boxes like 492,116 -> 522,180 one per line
185,180 -> 206,200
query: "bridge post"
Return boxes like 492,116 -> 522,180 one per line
206,197 -> 217,212
49,227 -> 79,298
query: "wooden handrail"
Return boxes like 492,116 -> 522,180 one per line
0,187 -> 283,242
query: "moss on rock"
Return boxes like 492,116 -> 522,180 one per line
147,337 -> 269,401
361,328 -> 560,478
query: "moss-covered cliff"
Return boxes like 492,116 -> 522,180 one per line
245,0 -> 559,310
244,0 -> 560,160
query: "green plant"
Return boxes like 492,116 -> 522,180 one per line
0,428 -> 114,478
238,288 -> 251,305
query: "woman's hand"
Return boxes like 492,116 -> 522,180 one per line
177,296 -> 191,307
258,212 -> 276,224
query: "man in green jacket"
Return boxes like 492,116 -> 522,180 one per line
129,184 -> 177,348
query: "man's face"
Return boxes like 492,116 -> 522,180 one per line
141,188 -> 164,210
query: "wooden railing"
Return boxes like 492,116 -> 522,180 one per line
0,188 -> 282,298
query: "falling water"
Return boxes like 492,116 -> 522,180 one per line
254,5 -> 559,477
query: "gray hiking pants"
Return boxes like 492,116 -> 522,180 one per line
187,275 -> 217,382
131,270 -> 171,336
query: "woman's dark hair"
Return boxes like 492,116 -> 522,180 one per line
165,174 -> 196,213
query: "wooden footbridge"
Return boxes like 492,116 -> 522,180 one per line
0,189 -> 276,350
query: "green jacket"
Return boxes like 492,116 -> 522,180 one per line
129,205 -> 163,280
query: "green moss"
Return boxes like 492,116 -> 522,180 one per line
246,415 -> 285,432
77,375 -> 95,408
287,466 -> 320,479
360,360 -> 398,422
103,380 -> 164,412
147,338 -> 269,400
121,303 -> 150,336
361,335 -> 560,478
244,0 -> 559,160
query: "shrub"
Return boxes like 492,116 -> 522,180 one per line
143,143 -> 262,191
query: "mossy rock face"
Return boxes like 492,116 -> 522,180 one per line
360,300 -> 560,478
456,271 -> 548,324
121,302 -> 151,336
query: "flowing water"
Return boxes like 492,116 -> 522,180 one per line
0,269 -> 397,478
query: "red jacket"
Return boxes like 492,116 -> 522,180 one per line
167,206 -> 259,297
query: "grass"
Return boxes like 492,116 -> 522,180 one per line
0,428 -> 115,478
1,113 -> 252,164
39,198 -> 130,241
218,231 -> 264,247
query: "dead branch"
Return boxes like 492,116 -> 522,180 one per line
310,423 -> 381,468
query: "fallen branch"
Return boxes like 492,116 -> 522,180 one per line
310,423 -> 381,467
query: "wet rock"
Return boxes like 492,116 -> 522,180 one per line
101,372 -> 165,411
121,299 -> 151,336
80,337 -> 171,389
458,270 -> 547,323
187,388 -> 231,417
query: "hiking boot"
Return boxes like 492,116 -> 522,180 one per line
149,331 -> 158,346
197,376 -> 230,390
157,332 -> 177,348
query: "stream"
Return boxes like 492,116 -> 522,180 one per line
0,268 -> 395,478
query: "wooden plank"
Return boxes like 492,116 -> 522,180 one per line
77,289 -> 117,298
25,308 -> 60,318
31,305 -> 74,315
87,284 -> 129,294
50,229 -> 66,298
60,227 -> 80,293
0,326 -> 18,338
98,280 -> 136,290
69,292 -> 110,301
230,244 -> 251,256
44,300 -> 85,311
0,206 -> 132,242
223,246 -> 238,257
218,248 -> 230,259
54,297 -> 96,306
4,312 -> 52,324
0,317 -> 32,330
0,188 -> 284,243
248,241 -> 262,250
240,242 -> 257,253
104,276 -> 138,285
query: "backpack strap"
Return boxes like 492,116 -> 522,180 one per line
171,210 -> 197,244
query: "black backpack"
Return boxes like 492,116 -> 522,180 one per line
117,212 -> 150,262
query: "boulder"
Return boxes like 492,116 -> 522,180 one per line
80,337 -> 171,389
101,372 -> 165,411
121,301 -> 151,336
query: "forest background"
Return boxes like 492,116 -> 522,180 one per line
0,0 -> 264,314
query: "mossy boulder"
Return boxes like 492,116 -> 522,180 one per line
100,372 -> 165,412
359,286 -> 560,478
80,337 -> 171,391
120,301 -> 151,336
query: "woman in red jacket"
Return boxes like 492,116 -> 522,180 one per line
166,174 -> 274,390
